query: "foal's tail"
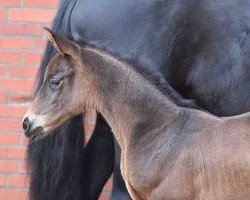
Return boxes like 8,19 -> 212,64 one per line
27,0 -> 88,199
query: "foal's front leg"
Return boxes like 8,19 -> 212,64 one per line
112,140 -> 132,200
85,114 -> 133,200
84,114 -> 115,199
120,150 -> 143,200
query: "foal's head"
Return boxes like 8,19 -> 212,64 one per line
23,29 -> 92,140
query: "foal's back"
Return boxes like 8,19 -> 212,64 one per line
152,111 -> 250,200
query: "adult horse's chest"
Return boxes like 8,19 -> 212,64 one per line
70,0 -> 185,73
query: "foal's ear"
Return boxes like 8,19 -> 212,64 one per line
44,28 -> 81,58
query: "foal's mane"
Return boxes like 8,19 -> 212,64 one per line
82,43 -> 196,109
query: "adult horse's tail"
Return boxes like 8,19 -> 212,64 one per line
27,0 -> 87,199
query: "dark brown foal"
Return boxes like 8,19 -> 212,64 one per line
23,30 -> 250,200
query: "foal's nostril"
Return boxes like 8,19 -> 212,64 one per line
22,117 -> 30,131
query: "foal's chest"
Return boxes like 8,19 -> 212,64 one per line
121,143 -> 194,200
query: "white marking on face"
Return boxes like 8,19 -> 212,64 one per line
23,111 -> 46,131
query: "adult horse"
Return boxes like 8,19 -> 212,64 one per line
28,0 -> 250,199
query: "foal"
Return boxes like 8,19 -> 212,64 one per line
23,30 -> 250,200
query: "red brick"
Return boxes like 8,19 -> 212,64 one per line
10,93 -> 33,104
0,174 -> 5,186
0,0 -> 61,197
0,8 -> 7,21
0,37 -> 34,50
0,66 -> 7,77
23,0 -> 59,9
0,0 -> 20,6
10,9 -> 55,23
18,161 -> 27,173
23,52 -> 42,65
0,188 -> 28,200
0,133 -> 20,145
0,106 -> 27,118
0,79 -> 34,92
20,134 -> 28,146
7,174 -> 29,187
0,119 -> 22,132
34,39 -> 47,50
9,66 -> 38,79
0,92 -> 8,104
84,124 -> 95,137
0,23 -> 43,36
0,52 -> 21,64
0,147 -> 26,159
99,192 -> 111,200
84,109 -> 97,125
0,160 -> 18,172
103,178 -> 113,192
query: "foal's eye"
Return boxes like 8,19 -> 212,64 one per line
49,79 -> 62,90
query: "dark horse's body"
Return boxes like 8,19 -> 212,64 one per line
29,0 -> 250,199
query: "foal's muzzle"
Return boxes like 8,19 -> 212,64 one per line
22,117 -> 30,132
22,116 -> 44,139
22,117 -> 32,137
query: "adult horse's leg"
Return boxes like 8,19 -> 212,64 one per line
28,1 -> 87,199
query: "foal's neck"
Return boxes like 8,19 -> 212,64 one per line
82,47 -> 182,148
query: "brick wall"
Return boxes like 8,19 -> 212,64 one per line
0,1 -> 111,199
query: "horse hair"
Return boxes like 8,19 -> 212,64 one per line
27,0 -> 88,199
